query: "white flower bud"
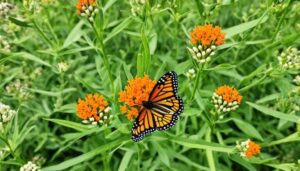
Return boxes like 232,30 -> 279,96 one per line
104,107 -> 111,113
192,47 -> 198,52
198,45 -> 203,50
196,53 -> 202,58
206,48 -> 212,53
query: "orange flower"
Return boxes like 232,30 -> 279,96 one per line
76,93 -> 108,122
215,85 -> 242,104
236,139 -> 261,158
246,141 -> 261,158
118,75 -> 156,120
189,24 -> 225,46
76,0 -> 97,15
212,85 -> 242,113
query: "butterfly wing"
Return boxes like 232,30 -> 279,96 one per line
131,107 -> 156,142
131,71 -> 184,142
149,71 -> 184,130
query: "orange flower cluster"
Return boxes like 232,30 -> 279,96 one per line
246,141 -> 261,158
119,75 -> 156,120
236,139 -> 261,159
76,93 -> 108,121
76,0 -> 96,14
190,24 -> 225,46
215,85 -> 242,104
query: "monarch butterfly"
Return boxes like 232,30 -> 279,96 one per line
132,71 -> 184,142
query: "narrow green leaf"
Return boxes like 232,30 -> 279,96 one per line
224,15 -> 268,38
172,137 -> 234,153
172,152 -> 210,171
118,150 -> 134,171
103,0 -> 118,12
204,63 -> 236,71
41,138 -> 126,171
256,93 -> 281,104
233,118 -> 264,141
8,17 -> 31,27
205,129 -> 216,171
137,53 -> 143,76
141,28 -> 151,75
54,103 -> 76,113
104,17 -> 132,43
152,142 -> 170,167
10,52 -> 52,67
247,102 -> 300,123
266,132 -> 300,146
44,118 -> 90,132
62,21 -> 84,48
28,88 -> 77,97
265,163 -> 299,171
230,155 -> 257,171
149,32 -> 157,55
122,63 -> 133,80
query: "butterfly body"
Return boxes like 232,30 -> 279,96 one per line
131,71 -> 184,142
142,101 -> 154,109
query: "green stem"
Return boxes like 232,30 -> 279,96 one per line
271,2 -> 290,41
205,128 -> 216,171
190,65 -> 203,101
91,22 -> 115,99
32,20 -> 54,49
0,135 -> 16,159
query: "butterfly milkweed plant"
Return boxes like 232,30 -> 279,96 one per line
1,0 -> 300,170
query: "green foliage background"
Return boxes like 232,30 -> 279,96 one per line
1,0 -> 300,170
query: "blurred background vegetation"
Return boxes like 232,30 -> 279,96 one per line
0,0 -> 300,170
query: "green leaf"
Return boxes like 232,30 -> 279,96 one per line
54,103 -> 76,113
10,52 -> 52,67
233,118 -> 264,141
224,15 -> 268,38
141,27 -> 151,75
256,93 -> 281,104
171,137 -> 234,153
122,62 -> 133,80
103,0 -> 118,12
266,132 -> 300,146
204,63 -> 236,71
265,163 -> 299,171
44,118 -> 91,132
247,102 -> 300,123
171,152 -> 210,171
8,17 -> 31,27
205,129 -> 216,171
152,142 -> 170,167
41,138 -> 127,171
118,150 -> 134,171
28,88 -> 77,97
137,53 -> 143,77
104,17 -> 132,43
230,155 -> 257,171
62,21 -> 84,48
149,32 -> 157,55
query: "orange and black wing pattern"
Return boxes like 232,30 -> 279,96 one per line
149,71 -> 183,131
131,71 -> 184,142
131,107 -> 156,142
